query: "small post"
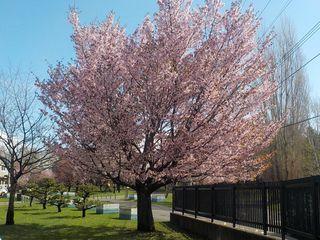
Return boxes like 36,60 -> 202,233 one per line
182,186 -> 185,215
312,178 -> 319,240
280,183 -> 286,240
262,183 -> 268,235
195,186 -> 198,219
211,186 -> 214,223
232,185 -> 236,228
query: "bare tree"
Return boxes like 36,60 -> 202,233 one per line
264,20 -> 311,181
0,72 -> 54,225
306,100 -> 320,175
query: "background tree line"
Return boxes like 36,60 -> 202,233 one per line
262,20 -> 320,181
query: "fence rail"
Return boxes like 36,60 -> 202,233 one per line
172,176 -> 320,240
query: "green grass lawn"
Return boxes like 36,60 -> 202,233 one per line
93,191 -> 173,208
91,190 -> 173,208
91,189 -> 136,200
152,194 -> 172,208
0,203 -> 199,240
0,198 -> 8,202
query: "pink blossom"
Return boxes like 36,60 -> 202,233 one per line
37,0 -> 280,189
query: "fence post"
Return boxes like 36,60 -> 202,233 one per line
312,178 -> 319,240
262,183 -> 268,235
211,186 -> 214,223
232,185 -> 236,228
280,182 -> 286,240
195,186 -> 198,219
182,186 -> 185,215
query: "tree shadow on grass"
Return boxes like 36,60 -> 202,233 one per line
23,211 -> 51,216
14,207 -> 41,212
44,215 -> 82,220
110,217 -> 127,221
0,223 -> 193,240
21,208 -> 79,216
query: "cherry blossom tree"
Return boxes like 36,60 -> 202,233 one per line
52,156 -> 104,192
52,159 -> 78,191
37,0 -> 280,231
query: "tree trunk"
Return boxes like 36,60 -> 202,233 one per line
165,185 -> 169,198
137,190 -> 155,232
6,180 -> 17,225
58,205 -> 61,212
82,208 -> 86,218
68,186 -> 71,192
42,202 -> 46,209
29,196 -> 34,207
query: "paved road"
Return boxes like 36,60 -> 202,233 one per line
107,199 -> 171,222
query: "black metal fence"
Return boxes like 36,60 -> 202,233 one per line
172,176 -> 320,240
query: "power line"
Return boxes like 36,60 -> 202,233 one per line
277,20 -> 320,68
262,17 -> 320,94
261,16 -> 320,75
238,0 -> 319,106
283,21 -> 320,60
267,0 -> 292,31
259,3 -> 320,70
257,0 -> 272,19
282,115 -> 320,128
268,20 -> 320,129
273,52 -> 320,128
253,2 -> 320,130
261,0 -> 293,39
279,51 -> 320,86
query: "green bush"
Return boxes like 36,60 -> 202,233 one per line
74,184 -> 99,217
49,184 -> 69,212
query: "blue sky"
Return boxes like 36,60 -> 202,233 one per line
0,0 -> 319,98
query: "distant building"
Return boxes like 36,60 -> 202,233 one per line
0,163 -> 9,194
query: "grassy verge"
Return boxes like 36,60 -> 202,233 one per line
91,189 -> 136,200
0,204 -> 198,240
152,194 -> 172,208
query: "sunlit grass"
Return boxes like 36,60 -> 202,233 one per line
0,203 -> 198,240
152,194 -> 172,208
